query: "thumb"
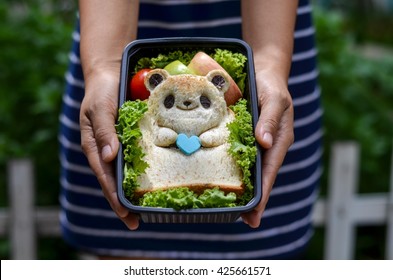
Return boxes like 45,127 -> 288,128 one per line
82,93 -> 119,162
255,100 -> 282,149
92,101 -> 120,163
101,133 -> 120,162
255,81 -> 293,150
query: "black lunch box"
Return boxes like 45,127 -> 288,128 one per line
116,37 -> 262,223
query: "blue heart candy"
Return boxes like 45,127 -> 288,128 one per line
176,134 -> 201,156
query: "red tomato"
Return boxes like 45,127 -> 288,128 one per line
128,69 -> 151,100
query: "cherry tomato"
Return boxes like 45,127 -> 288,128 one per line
128,69 -> 151,100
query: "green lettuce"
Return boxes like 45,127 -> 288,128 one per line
115,100 -> 148,199
140,187 -> 237,210
227,99 -> 257,205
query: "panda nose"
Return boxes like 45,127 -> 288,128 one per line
183,101 -> 191,107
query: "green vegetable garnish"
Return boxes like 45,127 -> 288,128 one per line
140,187 -> 237,210
227,99 -> 257,205
115,100 -> 148,199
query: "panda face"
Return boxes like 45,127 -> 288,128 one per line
145,69 -> 230,136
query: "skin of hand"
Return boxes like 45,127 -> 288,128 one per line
240,0 -> 298,227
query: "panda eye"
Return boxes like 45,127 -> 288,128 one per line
164,94 -> 175,109
211,75 -> 225,89
200,95 -> 211,109
149,73 -> 163,87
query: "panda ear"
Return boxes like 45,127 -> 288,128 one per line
144,69 -> 169,92
206,69 -> 230,94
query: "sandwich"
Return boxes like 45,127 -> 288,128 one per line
116,49 -> 257,210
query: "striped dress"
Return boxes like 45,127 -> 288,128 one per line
59,0 -> 322,259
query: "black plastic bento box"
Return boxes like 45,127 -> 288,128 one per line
116,37 -> 262,223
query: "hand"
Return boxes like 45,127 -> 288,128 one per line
80,68 -> 140,230
241,70 -> 294,228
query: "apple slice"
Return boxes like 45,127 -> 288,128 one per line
188,52 -> 242,106
164,60 -> 196,75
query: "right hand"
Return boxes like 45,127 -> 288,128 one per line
80,67 -> 140,230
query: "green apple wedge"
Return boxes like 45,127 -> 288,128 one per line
164,60 -> 196,75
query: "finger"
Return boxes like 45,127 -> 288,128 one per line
85,137 -> 129,219
101,133 -> 120,163
99,167 -> 129,218
241,209 -> 264,228
89,95 -> 120,163
99,164 -> 139,229
121,213 -> 140,230
255,88 -> 292,150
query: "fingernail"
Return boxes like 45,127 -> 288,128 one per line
263,132 -> 273,148
117,207 -> 127,218
102,145 -> 112,160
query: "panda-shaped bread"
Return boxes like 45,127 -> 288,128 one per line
134,69 -> 244,197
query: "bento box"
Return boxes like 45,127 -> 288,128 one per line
116,37 -> 262,223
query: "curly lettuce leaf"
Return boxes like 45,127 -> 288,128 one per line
227,99 -> 257,205
115,100 -> 148,199
140,187 -> 236,210
197,188 -> 237,208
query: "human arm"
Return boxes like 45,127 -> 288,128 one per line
79,0 -> 140,230
240,0 -> 298,227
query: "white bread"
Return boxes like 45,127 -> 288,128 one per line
134,69 -> 244,197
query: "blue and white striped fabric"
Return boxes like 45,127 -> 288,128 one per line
59,0 -> 322,259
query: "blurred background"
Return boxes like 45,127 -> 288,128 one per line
1,0 -> 393,259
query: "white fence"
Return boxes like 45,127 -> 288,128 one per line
1,142 -> 392,260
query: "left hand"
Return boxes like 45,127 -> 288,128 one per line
80,67 -> 140,230
241,69 -> 294,228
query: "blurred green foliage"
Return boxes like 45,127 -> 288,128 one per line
315,0 -> 393,46
0,0 -> 77,259
0,1 -> 75,207
314,8 -> 393,196
304,8 -> 393,260
0,1 -> 392,260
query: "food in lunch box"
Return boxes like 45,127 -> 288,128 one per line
116,49 -> 256,210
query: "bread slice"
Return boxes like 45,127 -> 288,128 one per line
135,109 -> 244,198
